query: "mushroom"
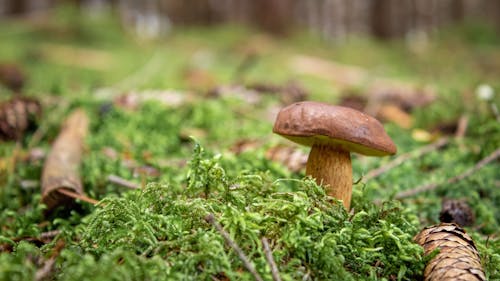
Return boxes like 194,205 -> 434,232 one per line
273,101 -> 396,209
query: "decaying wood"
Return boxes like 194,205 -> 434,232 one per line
414,223 -> 486,281
396,148 -> 500,199
41,109 -> 92,210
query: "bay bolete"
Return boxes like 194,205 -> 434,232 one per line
273,101 -> 396,209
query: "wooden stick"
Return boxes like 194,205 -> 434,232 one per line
261,237 -> 282,281
57,189 -> 98,205
396,148 -> 500,199
35,239 -> 65,281
205,213 -> 264,281
363,137 -> 450,182
41,109 -> 89,211
107,174 -> 139,189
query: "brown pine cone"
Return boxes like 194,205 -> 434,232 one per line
0,96 -> 41,141
439,198 -> 475,227
414,223 -> 486,281
0,63 -> 25,92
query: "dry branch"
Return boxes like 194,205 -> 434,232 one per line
261,237 -> 282,281
205,213 -> 264,281
396,148 -> 500,199
35,239 -> 65,281
414,223 -> 486,281
107,174 -> 139,189
41,109 -> 93,210
363,137 -> 450,182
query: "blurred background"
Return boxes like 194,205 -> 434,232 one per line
1,0 -> 499,41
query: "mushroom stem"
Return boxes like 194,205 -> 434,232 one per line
305,143 -> 352,210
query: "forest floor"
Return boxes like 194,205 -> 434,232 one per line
0,6 -> 499,281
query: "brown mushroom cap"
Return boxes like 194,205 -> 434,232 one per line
273,101 -> 397,156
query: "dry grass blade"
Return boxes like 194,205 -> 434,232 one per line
414,223 -> 486,281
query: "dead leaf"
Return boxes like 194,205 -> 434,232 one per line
230,139 -> 262,155
247,80 -> 308,104
209,85 -> 262,104
265,145 -> 308,172
133,165 -> 160,178
114,89 -> 192,110
179,127 -> 207,142
411,128 -> 434,142
338,94 -> 367,111
184,67 -> 217,92
376,104 -> 413,129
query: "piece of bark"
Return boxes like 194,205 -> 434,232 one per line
41,109 -> 89,211
414,223 -> 486,281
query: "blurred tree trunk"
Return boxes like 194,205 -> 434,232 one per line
1,0 -> 499,39
371,0 -> 394,39
253,0 -> 291,35
451,0 -> 464,22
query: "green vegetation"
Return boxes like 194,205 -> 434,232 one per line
1,6 -> 499,281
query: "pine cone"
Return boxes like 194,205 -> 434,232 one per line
0,63 -> 25,92
0,97 -> 41,141
439,199 -> 475,227
414,223 -> 486,281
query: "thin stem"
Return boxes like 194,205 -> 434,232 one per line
57,189 -> 99,205
364,137 -> 449,182
261,237 -> 282,281
107,174 -> 139,189
396,148 -> 500,199
205,213 -> 263,281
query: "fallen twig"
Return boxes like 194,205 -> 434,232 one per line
261,237 -> 282,281
57,188 -> 98,205
39,230 -> 61,241
454,115 -> 469,138
395,148 -> 500,199
35,239 -> 65,281
363,137 -> 450,182
205,213 -> 264,281
107,174 -> 139,189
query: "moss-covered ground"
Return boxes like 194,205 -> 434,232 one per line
0,6 -> 499,281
